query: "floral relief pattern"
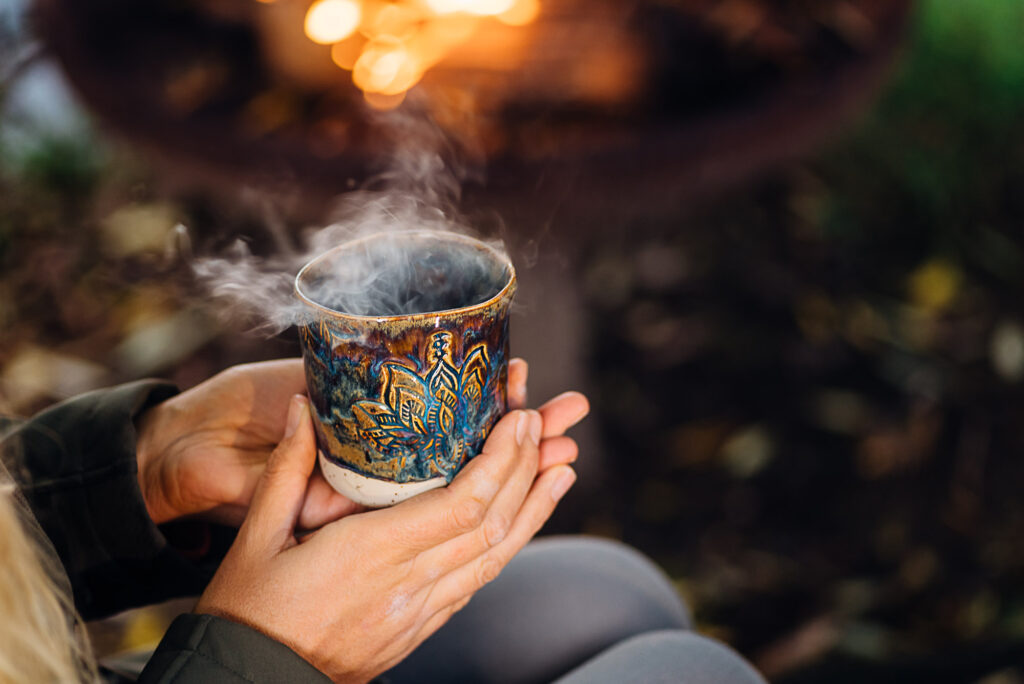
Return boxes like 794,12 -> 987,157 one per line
349,331 -> 496,481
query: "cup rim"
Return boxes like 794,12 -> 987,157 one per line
294,230 -> 517,323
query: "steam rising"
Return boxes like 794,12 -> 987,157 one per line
194,122 -> 506,332
299,233 -> 509,317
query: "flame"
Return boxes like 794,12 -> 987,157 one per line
305,0 -> 363,44
298,0 -> 541,107
353,39 -> 422,95
330,34 -> 367,70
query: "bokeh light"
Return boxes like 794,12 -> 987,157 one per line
497,0 -> 539,26
305,0 -> 363,45
353,39 -> 422,95
424,0 -> 515,15
297,0 -> 541,106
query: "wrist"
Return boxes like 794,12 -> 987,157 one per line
135,400 -> 178,525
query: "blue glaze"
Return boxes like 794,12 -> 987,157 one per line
300,319 -> 510,484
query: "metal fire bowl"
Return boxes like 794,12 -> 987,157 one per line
33,0 -> 913,222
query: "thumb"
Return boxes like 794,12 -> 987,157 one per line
240,394 -> 317,552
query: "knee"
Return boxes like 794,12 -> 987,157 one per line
386,538 -> 696,684
526,535 -> 672,576
514,536 -> 692,630
557,630 -> 767,684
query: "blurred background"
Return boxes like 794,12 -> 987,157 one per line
2,0 -> 1024,681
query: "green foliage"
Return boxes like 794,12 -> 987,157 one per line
0,135 -> 103,265
919,0 -> 1024,105
816,0 -> 1024,290
15,135 -> 104,202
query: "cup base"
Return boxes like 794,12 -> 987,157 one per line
318,451 -> 447,507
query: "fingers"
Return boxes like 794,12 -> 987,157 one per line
247,358 -> 307,393
507,361 -> 590,439
538,435 -> 578,471
367,409 -> 533,560
240,395 -> 317,552
229,358 -> 309,441
474,410 -> 542,550
419,464 -> 576,622
298,472 -> 365,532
537,391 -> 589,439
508,359 -> 528,409
412,410 -> 542,573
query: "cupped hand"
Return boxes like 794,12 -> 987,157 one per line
197,395 -> 577,683
136,358 -> 588,529
135,359 -> 357,527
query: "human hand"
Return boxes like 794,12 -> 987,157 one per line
136,359 -> 357,527
196,395 -> 577,683
136,358 -> 587,529
507,358 -> 589,473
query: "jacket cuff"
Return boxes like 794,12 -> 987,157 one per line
5,381 -> 231,618
139,614 -> 331,684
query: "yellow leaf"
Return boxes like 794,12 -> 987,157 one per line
908,259 -> 962,312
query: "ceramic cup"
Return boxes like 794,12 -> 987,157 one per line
295,231 -> 516,507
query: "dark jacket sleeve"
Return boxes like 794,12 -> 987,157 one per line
139,614 -> 331,684
0,381 -> 233,620
3,383 -> 336,683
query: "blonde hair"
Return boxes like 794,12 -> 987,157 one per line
0,483 -> 99,684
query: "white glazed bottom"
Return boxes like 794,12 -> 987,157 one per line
318,451 -> 447,507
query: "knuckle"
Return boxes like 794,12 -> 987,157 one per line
451,495 -> 487,532
217,365 -> 249,387
262,452 -> 290,478
524,440 -> 541,469
481,511 -> 510,548
475,555 -> 504,587
402,551 -> 436,585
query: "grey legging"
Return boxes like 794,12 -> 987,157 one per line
383,536 -> 766,684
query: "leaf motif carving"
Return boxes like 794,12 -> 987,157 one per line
351,331 -> 497,480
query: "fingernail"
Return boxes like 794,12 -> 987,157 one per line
516,411 -> 530,446
528,410 -> 542,446
285,395 -> 306,438
551,468 -> 576,502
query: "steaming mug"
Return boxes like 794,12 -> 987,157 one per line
295,231 -> 516,507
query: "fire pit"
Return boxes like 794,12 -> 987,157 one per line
33,0 -> 912,215
29,0 -> 916,551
